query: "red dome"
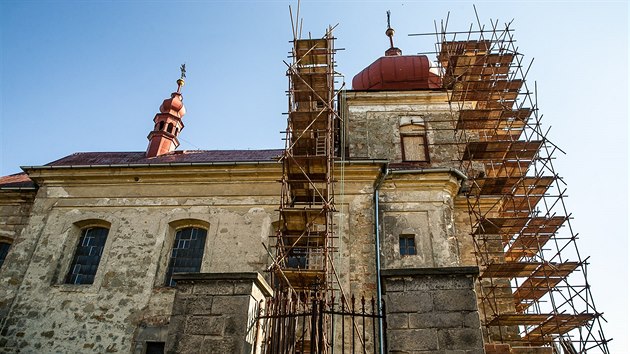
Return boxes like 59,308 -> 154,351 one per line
352,55 -> 442,90
159,92 -> 186,117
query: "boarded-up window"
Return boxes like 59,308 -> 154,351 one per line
400,123 -> 429,162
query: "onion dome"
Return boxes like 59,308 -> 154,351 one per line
352,12 -> 442,90
159,78 -> 186,118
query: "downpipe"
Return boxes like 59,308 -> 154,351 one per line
373,165 -> 389,354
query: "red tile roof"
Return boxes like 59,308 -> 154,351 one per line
0,173 -> 36,189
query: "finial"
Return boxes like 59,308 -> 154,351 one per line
384,11 -> 401,56
177,63 -> 186,93
386,10 -> 395,49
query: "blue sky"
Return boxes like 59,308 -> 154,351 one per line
1,0 -> 628,351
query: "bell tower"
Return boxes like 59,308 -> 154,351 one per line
146,65 -> 187,158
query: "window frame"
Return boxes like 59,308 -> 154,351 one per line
400,122 -> 430,163
163,221 -> 209,287
56,219 -> 112,287
399,234 -> 417,256
65,226 -> 109,285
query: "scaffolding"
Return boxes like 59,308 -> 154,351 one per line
410,13 -> 611,353
268,24 -> 341,300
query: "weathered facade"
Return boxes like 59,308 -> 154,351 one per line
0,16 -> 608,354
0,86 -> 484,353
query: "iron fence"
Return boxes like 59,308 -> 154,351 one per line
254,293 -> 385,354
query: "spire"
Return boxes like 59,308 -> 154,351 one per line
385,10 -> 402,56
146,65 -> 187,158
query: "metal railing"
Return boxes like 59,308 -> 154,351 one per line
255,293 -> 385,354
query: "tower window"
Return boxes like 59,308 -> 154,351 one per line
0,242 -> 11,269
167,123 -> 174,134
158,121 -> 165,131
399,234 -> 417,256
145,342 -> 165,354
165,227 -> 207,286
400,123 -> 429,162
65,227 -> 109,285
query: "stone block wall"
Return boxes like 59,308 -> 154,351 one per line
166,272 -> 272,354
485,343 -> 553,354
381,267 -> 483,353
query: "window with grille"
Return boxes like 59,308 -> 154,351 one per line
0,242 -> 11,269
65,227 -> 109,284
399,234 -> 417,256
165,227 -> 207,286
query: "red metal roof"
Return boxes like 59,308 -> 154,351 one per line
1,150 -> 284,188
352,55 -> 442,90
45,149 -> 284,166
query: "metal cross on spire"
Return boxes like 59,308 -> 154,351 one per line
180,63 -> 186,79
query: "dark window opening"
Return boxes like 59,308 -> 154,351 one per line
158,121 -> 165,131
145,341 -> 165,354
65,227 -> 109,285
286,248 -> 308,269
0,242 -> 11,269
165,227 -> 207,286
167,123 -> 174,134
399,234 -> 417,256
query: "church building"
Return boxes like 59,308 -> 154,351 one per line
0,16 -> 609,354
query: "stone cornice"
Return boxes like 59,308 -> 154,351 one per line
21,160 -> 386,188
343,90 -> 450,105
172,272 -> 273,297
381,170 -> 462,197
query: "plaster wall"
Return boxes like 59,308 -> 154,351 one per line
0,166 -> 280,353
378,172 -> 463,271
0,163 -> 384,353
0,189 -> 36,322
343,90 -> 466,168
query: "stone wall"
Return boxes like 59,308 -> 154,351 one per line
343,90 -> 465,168
0,189 -> 36,322
0,164 -> 281,353
165,273 -> 272,354
0,162 -> 384,352
0,189 -> 35,243
378,171 -> 462,271
382,267 -> 484,354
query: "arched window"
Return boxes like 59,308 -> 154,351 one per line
65,227 -> 109,285
158,121 -> 165,131
167,123 -> 174,134
400,122 -> 429,162
165,227 -> 207,286
0,242 -> 11,269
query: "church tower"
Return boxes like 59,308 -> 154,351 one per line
146,67 -> 186,158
